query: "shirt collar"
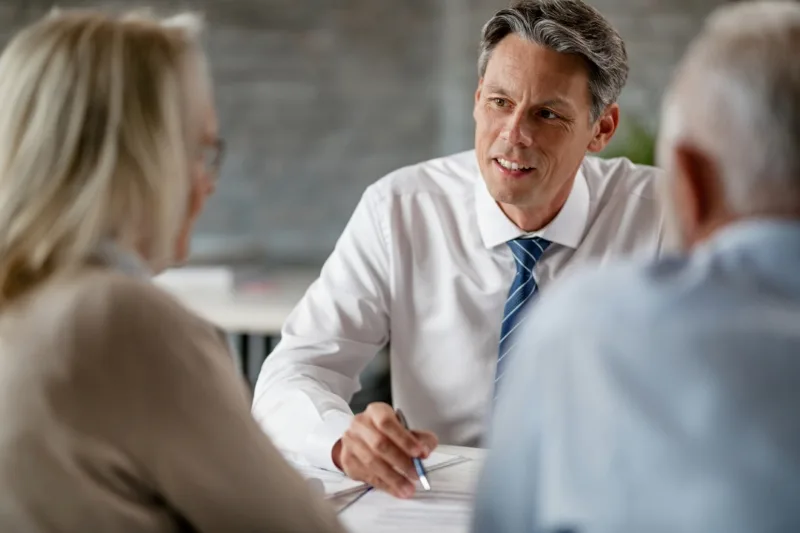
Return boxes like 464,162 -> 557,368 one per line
474,161 -> 590,249
89,240 -> 153,280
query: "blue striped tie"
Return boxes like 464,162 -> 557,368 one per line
495,237 -> 551,395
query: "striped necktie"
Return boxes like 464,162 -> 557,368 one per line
495,237 -> 551,396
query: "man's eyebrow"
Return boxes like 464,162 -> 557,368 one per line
539,97 -> 577,112
483,84 -> 510,97
483,85 -> 578,112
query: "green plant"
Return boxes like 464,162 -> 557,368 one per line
602,119 -> 657,166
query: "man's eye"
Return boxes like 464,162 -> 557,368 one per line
538,109 -> 558,120
491,98 -> 508,107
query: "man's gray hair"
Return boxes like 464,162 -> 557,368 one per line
661,1 -> 800,214
478,0 -> 628,122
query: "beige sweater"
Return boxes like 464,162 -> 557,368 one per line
0,263 -> 344,533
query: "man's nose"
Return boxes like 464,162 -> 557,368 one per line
500,111 -> 533,147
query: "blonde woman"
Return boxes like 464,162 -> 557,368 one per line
0,9 -> 344,533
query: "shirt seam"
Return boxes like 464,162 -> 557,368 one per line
364,185 -> 395,311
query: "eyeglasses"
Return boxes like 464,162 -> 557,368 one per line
199,137 -> 225,178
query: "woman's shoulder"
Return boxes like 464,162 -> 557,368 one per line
74,268 -> 191,317
0,266 -> 236,403
53,267 -> 224,349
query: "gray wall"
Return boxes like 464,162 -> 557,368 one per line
0,0 -> 731,264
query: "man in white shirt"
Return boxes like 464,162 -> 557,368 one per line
253,0 -> 672,498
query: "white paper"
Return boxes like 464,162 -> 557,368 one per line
292,463 -> 366,499
338,472 -> 478,533
291,451 -> 468,499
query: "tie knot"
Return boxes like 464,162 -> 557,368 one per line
508,237 -> 551,273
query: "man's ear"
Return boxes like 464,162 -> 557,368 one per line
473,78 -> 484,122
586,104 -> 620,153
672,142 -> 724,245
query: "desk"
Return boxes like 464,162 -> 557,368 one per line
154,268 -> 319,335
332,445 -> 486,533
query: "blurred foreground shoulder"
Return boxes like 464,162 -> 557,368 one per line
77,269 -> 227,351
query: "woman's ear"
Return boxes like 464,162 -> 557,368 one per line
186,177 -> 208,223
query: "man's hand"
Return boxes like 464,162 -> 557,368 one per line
331,402 -> 438,498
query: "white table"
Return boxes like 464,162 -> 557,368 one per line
154,267 -> 319,335
331,445 -> 486,533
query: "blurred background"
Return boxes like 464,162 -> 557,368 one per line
0,0 -> 731,408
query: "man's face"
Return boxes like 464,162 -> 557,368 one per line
474,34 -> 609,218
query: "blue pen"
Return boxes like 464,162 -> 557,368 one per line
395,408 -> 431,491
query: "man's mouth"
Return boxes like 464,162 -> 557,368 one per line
493,157 -> 535,176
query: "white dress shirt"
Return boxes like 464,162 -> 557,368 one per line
252,149 -> 670,471
473,219 -> 800,533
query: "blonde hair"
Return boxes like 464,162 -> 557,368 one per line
0,9 -> 209,304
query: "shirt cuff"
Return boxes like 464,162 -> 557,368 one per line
302,410 -> 353,472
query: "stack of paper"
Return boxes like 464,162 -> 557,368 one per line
290,451 -> 468,499
338,456 -> 480,533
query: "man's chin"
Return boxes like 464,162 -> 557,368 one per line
486,180 -> 533,207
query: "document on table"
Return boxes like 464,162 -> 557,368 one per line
290,450 -> 468,499
339,473 -> 479,533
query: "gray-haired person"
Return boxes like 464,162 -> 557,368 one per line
473,1 -> 800,532
253,0 -> 671,499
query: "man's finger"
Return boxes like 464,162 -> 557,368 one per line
365,403 -> 424,457
411,430 -> 439,458
341,451 -> 400,496
366,475 -> 403,498
346,434 -> 415,498
351,422 -> 417,478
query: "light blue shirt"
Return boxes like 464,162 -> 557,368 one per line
472,219 -> 800,533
